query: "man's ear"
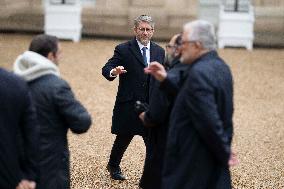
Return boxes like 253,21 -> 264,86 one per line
195,41 -> 203,49
47,52 -> 54,61
133,27 -> 137,34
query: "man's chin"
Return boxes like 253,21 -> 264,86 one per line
140,39 -> 150,45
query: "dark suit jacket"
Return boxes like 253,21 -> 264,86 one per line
140,58 -> 190,189
162,51 -> 234,189
102,38 -> 165,135
0,68 -> 39,189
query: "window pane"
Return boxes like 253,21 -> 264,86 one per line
224,0 -> 250,12
50,0 -> 76,4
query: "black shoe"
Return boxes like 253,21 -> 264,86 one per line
107,164 -> 126,180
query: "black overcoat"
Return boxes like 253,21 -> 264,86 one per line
162,51 -> 234,189
0,68 -> 39,189
28,74 -> 92,189
140,59 -> 190,189
102,38 -> 165,135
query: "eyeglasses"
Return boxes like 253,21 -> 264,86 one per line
165,44 -> 177,49
137,27 -> 154,33
181,40 -> 197,45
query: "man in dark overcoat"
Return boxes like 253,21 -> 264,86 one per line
138,34 -> 190,189
13,34 -> 92,189
0,68 -> 38,189
102,15 -> 165,180
161,20 -> 234,189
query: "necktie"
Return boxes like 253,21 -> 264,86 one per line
142,47 -> 147,66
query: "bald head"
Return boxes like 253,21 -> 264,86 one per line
166,33 -> 182,55
169,34 -> 179,46
164,33 -> 182,69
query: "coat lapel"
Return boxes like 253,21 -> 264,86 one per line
129,38 -> 146,67
150,42 -> 158,62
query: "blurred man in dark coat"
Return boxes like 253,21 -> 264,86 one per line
139,34 -> 190,189
148,20 -> 236,189
13,34 -> 92,189
0,68 -> 38,189
160,20 -> 234,189
102,15 -> 165,180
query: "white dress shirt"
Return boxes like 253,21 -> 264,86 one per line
136,39 -> 150,66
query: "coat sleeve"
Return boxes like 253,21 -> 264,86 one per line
184,68 -> 231,166
20,88 -> 39,182
144,80 -> 171,126
102,45 -> 123,81
159,72 -> 181,97
54,82 -> 92,134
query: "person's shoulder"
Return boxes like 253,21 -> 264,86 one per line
0,68 -> 26,86
52,75 -> 70,88
188,58 -> 212,81
45,76 -> 73,99
150,41 -> 165,58
0,69 -> 30,97
116,39 -> 134,49
1,68 -> 17,79
216,56 -> 230,69
150,41 -> 164,50
206,52 -> 231,75
191,52 -> 231,80
37,74 -> 70,90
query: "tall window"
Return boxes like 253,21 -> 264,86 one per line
224,0 -> 250,12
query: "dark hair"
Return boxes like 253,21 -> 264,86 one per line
174,33 -> 182,46
29,34 -> 59,57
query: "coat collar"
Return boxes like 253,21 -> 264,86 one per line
192,50 -> 218,65
129,38 -> 158,67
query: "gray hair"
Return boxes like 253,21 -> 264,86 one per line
134,15 -> 155,29
183,20 -> 216,50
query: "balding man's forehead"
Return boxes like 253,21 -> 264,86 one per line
170,34 -> 179,44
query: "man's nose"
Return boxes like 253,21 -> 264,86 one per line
143,30 -> 148,34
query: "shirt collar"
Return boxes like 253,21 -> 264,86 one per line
136,39 -> 150,51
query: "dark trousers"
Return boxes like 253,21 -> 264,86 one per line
108,134 -> 147,168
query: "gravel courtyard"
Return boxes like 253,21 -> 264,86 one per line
0,33 -> 283,189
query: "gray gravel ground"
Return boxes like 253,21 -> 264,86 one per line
0,34 -> 283,189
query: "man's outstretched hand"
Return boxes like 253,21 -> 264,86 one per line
144,62 -> 167,82
16,180 -> 36,189
111,66 -> 127,76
